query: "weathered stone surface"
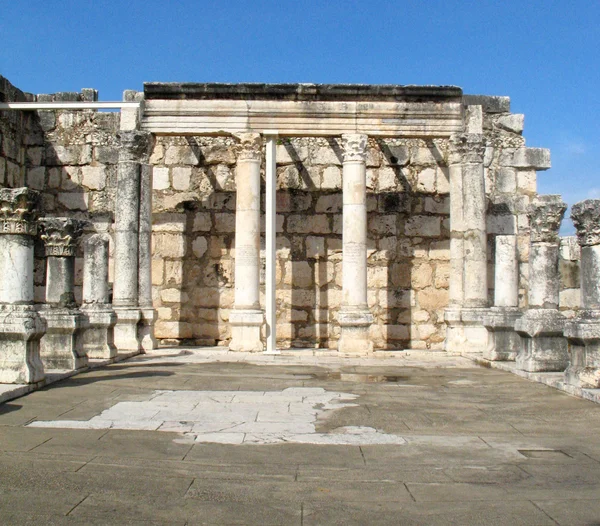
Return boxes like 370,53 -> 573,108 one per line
512,148 -> 551,170
528,195 -> 566,244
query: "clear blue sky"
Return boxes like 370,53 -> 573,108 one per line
1,0 -> 598,232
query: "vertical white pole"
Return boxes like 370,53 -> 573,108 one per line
264,132 -> 279,354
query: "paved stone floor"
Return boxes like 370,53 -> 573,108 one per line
2,348 -> 600,525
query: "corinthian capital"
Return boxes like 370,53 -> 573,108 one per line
528,195 -> 566,244
117,130 -> 154,163
39,217 -> 88,257
448,133 -> 485,165
571,199 -> 600,247
234,133 -> 263,162
341,134 -> 368,163
0,188 -> 40,236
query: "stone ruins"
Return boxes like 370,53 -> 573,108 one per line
0,75 -> 598,394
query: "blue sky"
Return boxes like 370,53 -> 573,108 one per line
1,1 -> 598,232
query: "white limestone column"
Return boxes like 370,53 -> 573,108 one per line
0,188 -> 46,384
82,234 -> 117,359
229,132 -> 264,352
515,195 -> 568,372
494,235 -> 519,308
338,133 -> 373,355
564,199 -> 600,387
113,130 -> 152,351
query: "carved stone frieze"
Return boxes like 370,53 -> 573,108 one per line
117,130 -> 154,163
528,195 -> 567,244
234,132 -> 262,162
448,133 -> 485,165
0,188 -> 40,236
39,217 -> 88,257
571,199 -> 600,247
341,134 -> 368,163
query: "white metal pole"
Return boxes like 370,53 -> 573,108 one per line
264,133 -> 279,354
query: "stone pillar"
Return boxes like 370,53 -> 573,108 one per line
39,217 -> 88,370
137,162 -> 157,350
82,234 -> 117,359
564,200 -> 600,387
113,130 -> 152,351
483,235 -> 522,360
0,188 -> 46,384
515,195 -> 568,371
445,133 -> 488,353
338,133 -> 373,355
229,133 -> 264,352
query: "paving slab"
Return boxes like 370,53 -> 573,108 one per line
1,347 -> 600,525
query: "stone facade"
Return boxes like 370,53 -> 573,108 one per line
0,76 -> 583,354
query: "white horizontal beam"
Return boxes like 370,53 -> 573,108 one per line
0,102 -> 140,110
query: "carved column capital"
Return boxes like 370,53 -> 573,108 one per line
117,130 -> 154,163
341,134 -> 368,163
39,217 -> 88,257
448,133 -> 485,165
0,188 -> 40,236
234,132 -> 263,162
571,199 -> 600,246
528,195 -> 567,244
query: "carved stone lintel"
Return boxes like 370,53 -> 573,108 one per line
118,130 -> 154,163
234,132 -> 263,162
528,195 -> 567,244
448,133 -> 485,165
571,199 -> 600,247
0,188 -> 40,236
39,217 -> 88,257
341,134 -> 368,163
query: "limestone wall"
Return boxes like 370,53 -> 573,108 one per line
0,80 -> 556,350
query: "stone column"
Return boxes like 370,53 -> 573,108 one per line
113,130 -> 152,351
39,217 -> 88,370
445,133 -> 488,353
483,235 -> 522,360
338,133 -> 373,355
515,195 -> 568,371
564,200 -> 600,387
0,188 -> 46,384
137,162 -> 157,350
82,234 -> 117,359
229,133 -> 264,352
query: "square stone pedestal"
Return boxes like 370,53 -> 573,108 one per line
40,308 -> 88,370
483,307 -> 522,361
138,307 -> 157,351
445,308 -> 488,354
0,305 -> 46,384
564,313 -> 600,388
515,309 -> 568,372
114,307 -> 142,352
229,309 -> 264,352
82,307 -> 117,360
338,310 -> 374,355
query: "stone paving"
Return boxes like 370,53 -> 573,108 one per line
2,348 -> 600,525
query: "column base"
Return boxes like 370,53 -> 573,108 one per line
40,307 -> 88,371
138,307 -> 157,351
338,309 -> 374,355
113,307 -> 142,352
229,309 -> 264,352
483,307 -> 522,361
515,309 -> 568,372
444,308 -> 488,354
82,306 -> 117,360
564,312 -> 600,388
0,305 -> 46,384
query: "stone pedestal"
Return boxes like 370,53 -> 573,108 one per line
564,200 -> 600,387
484,235 -> 522,361
39,217 -> 88,371
515,195 -> 568,372
229,133 -> 264,352
338,134 -> 373,355
444,133 -> 488,353
81,234 -> 117,359
0,189 -> 46,384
